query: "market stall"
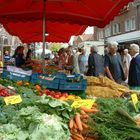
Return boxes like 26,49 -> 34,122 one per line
0,0 -> 138,140
0,78 -> 140,140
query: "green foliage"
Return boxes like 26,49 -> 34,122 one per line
49,43 -> 62,52
89,98 -> 140,140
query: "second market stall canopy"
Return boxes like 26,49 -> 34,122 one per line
2,21 -> 86,43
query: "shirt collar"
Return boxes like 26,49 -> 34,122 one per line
133,53 -> 139,58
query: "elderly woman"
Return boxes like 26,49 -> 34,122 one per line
104,41 -> 125,83
128,44 -> 140,87
78,48 -> 88,75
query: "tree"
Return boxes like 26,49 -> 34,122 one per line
49,43 -> 62,52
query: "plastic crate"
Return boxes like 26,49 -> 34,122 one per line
59,79 -> 87,91
55,72 -> 67,79
66,74 -> 83,82
2,69 -> 31,81
130,87 -> 140,90
31,72 -> 59,89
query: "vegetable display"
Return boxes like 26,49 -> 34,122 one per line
0,78 -> 140,140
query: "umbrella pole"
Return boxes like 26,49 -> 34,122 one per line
42,0 -> 47,72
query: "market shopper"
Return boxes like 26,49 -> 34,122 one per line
104,41 -> 125,84
65,49 -> 74,73
78,48 -> 88,75
72,48 -> 80,74
58,48 -> 68,69
122,49 -> 132,82
128,44 -> 140,87
87,45 -> 104,76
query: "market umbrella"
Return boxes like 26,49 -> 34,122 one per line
3,21 -> 86,43
0,0 -> 134,27
0,0 -> 133,70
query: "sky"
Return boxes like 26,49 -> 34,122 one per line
69,26 -> 94,45
83,26 -> 94,34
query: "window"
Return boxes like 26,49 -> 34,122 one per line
105,26 -> 111,37
125,16 -> 136,32
131,16 -> 136,30
3,38 -> 8,45
113,23 -> 121,35
97,30 -> 104,41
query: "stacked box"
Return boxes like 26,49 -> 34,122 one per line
30,72 -> 60,89
2,69 -> 31,81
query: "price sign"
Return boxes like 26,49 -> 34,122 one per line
4,95 -> 22,105
71,99 -> 96,109
131,93 -> 139,112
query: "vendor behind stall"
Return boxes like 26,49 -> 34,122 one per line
14,46 -> 25,68
25,49 -> 34,69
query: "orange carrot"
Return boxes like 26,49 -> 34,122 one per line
80,114 -> 89,119
73,120 -> 78,129
82,118 -> 88,123
85,137 -> 95,140
136,121 -> 140,126
80,110 -> 86,115
80,106 -> 99,113
69,118 -> 74,129
82,122 -> 89,129
71,132 -> 84,140
73,128 -> 78,133
92,103 -> 97,108
75,113 -> 83,131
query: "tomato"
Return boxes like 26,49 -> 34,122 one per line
54,94 -> 60,99
17,81 -> 23,86
34,85 -> 42,91
50,91 -> 55,95
38,92 -> 43,96
55,92 -> 62,97
44,89 -> 50,95
63,92 -> 68,97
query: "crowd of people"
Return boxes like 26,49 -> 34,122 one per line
51,42 -> 140,87
1,42 -> 140,87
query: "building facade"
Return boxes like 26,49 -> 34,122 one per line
94,0 -> 140,49
0,24 -> 21,56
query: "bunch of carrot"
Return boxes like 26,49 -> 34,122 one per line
135,117 -> 140,126
69,103 -> 98,140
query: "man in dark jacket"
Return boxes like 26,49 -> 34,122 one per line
104,41 -> 125,84
87,45 -> 104,76
128,44 -> 140,87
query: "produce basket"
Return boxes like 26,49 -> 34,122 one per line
130,87 -> 140,91
59,79 -> 87,91
2,69 -> 31,81
30,72 -> 60,89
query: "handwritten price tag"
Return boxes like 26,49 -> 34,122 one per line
71,99 -> 96,109
4,95 -> 22,105
131,93 -> 138,112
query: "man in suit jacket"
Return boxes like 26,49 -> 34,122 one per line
128,44 -> 140,87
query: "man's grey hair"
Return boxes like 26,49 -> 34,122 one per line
130,44 -> 139,53
91,45 -> 98,52
108,41 -> 118,49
